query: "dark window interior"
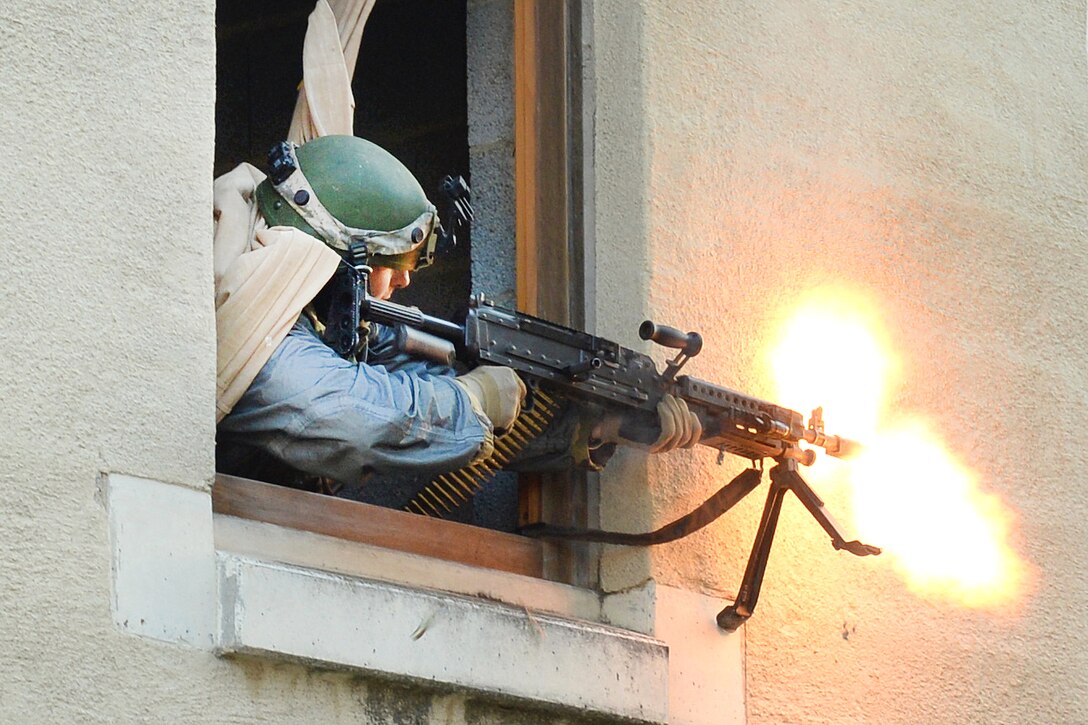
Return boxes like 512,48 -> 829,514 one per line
215,0 -> 519,531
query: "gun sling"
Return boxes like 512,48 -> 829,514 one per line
519,466 -> 764,546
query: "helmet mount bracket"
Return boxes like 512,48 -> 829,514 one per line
435,174 -> 474,254
267,141 -> 298,186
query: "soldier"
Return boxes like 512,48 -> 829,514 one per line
213,134 -> 700,495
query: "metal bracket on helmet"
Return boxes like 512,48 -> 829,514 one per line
435,174 -> 474,255
267,141 -> 299,185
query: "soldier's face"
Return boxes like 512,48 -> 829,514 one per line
369,267 -> 411,300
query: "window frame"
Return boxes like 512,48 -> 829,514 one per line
105,472 -> 673,723
513,0 -> 600,588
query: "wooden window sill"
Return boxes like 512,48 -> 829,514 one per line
212,473 -> 545,579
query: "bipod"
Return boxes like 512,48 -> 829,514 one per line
717,458 -> 881,632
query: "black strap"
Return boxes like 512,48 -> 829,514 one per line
323,243 -> 372,361
519,467 -> 764,546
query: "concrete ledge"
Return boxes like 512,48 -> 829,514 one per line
214,514 -> 602,623
106,473 -> 217,648
218,555 -> 669,723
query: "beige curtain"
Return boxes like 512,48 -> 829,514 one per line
215,0 -> 374,419
287,0 -> 377,144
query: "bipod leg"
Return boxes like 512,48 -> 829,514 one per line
716,471 -> 790,632
774,460 -> 881,558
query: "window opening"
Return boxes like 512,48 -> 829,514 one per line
215,0 -> 522,532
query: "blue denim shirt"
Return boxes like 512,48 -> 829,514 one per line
218,317 -> 489,484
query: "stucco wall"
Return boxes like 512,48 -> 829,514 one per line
593,1 -> 1088,723
1,0 -> 225,719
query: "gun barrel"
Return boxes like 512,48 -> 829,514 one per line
802,430 -> 863,459
362,298 -> 464,341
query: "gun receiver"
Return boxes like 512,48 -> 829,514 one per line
361,293 -> 880,630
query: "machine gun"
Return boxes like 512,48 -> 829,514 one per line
360,293 -> 881,630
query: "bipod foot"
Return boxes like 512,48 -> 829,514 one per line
834,539 -> 882,557
716,604 -> 750,632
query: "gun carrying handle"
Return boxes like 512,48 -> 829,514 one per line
639,320 -> 703,357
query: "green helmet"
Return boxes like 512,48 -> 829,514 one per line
255,135 -> 439,270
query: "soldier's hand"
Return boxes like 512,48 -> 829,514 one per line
595,394 -> 702,453
647,394 -> 702,452
453,366 -> 527,431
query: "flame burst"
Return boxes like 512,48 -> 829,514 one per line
769,289 -> 1026,610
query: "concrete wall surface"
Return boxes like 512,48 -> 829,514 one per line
592,1 -> 1088,723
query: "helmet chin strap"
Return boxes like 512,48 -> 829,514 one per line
320,241 -> 373,361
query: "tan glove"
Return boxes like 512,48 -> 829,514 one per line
595,394 -> 703,454
453,366 -> 527,431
